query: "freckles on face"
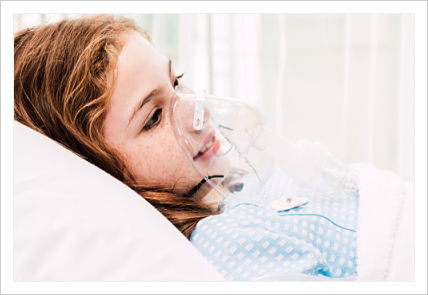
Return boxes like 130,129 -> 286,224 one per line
127,123 -> 200,192
103,30 -> 202,194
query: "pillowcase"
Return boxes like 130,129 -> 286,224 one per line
13,121 -> 224,281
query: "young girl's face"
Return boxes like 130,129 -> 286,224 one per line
103,31 -> 226,195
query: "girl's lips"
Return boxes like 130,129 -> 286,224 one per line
193,135 -> 221,161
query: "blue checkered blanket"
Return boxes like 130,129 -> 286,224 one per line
190,168 -> 359,281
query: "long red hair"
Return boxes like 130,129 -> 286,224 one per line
14,15 -> 216,238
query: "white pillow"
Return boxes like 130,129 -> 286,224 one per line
13,121 -> 224,281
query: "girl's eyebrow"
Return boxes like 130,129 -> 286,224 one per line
127,58 -> 172,126
127,89 -> 158,126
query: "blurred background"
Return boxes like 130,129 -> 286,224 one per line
14,14 -> 415,182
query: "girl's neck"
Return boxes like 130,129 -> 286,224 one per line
193,182 -> 227,212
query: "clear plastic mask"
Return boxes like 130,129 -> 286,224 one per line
169,85 -> 357,207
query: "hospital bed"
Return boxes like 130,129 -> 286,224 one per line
13,121 -> 414,281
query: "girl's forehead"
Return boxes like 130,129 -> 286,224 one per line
117,31 -> 168,80
119,31 -> 158,60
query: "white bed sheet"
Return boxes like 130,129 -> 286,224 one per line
13,121 -> 224,281
351,163 -> 414,281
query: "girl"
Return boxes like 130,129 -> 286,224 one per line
14,15 -> 220,238
14,15 -> 359,280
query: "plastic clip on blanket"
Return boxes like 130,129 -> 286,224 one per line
270,194 -> 310,212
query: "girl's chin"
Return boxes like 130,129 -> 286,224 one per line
202,158 -> 231,179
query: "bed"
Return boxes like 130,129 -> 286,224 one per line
13,121 -> 414,281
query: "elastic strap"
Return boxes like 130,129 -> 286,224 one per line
185,175 -> 224,197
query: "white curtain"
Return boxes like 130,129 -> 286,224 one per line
14,13 -> 415,182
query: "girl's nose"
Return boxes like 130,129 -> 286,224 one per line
193,104 -> 211,131
181,97 -> 210,133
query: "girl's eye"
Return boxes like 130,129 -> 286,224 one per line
174,73 -> 184,88
143,108 -> 162,131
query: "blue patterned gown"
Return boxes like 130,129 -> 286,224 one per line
190,168 -> 359,281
